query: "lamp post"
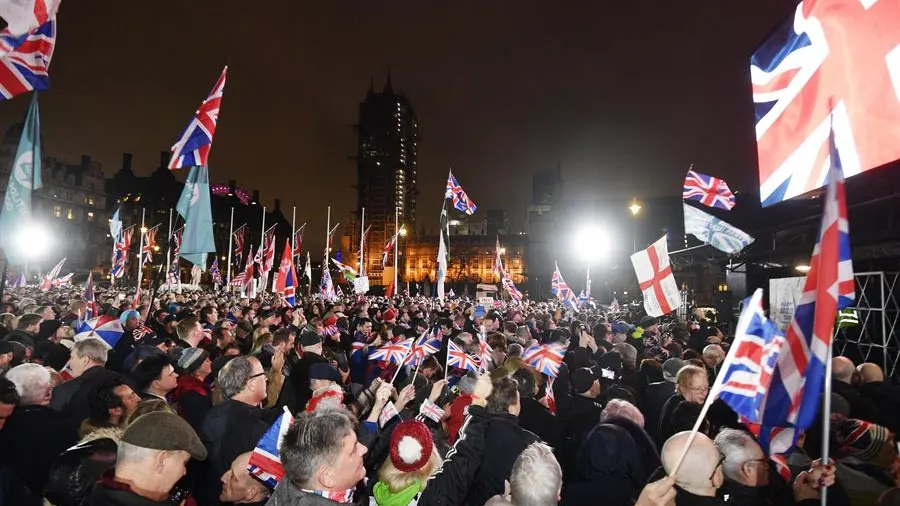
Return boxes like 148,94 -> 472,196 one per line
629,199 -> 642,253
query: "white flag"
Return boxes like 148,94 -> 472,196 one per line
630,235 -> 682,317
683,204 -> 754,254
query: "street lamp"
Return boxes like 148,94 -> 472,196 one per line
628,198 -> 642,253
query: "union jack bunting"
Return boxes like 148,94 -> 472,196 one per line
682,169 -> 736,211
447,340 -> 478,372
521,343 -> 565,378
292,222 -> 306,260
169,66 -> 228,169
368,338 -> 413,365
551,261 -> 578,310
713,289 -> 786,423
232,224 -> 246,264
445,170 -> 477,215
753,0 -> 900,207
248,409 -> 294,488
0,18 -> 56,101
761,127 -> 854,433
141,224 -> 159,263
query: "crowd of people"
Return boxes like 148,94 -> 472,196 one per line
0,284 -> 897,506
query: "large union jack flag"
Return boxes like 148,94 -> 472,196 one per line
168,66 -> 228,169
522,343 -> 565,378
551,261 -> 578,310
368,338 -> 413,365
248,410 -> 294,488
447,340 -> 478,372
0,18 -> 56,101
232,224 -> 246,264
753,0 -> 900,207
445,170 -> 477,215
761,127 -> 854,432
683,169 -> 736,210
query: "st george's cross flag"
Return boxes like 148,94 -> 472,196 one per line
630,235 -> 682,317
169,66 -> 227,169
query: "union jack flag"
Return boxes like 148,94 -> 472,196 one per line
522,343 -> 565,378
761,126 -> 854,434
51,272 -> 72,287
368,338 -> 413,365
683,169 -> 736,211
209,257 -> 222,285
262,225 -> 276,273
39,256 -> 65,291
0,0 -> 59,37
229,271 -> 245,287
713,289 -> 786,423
242,245 -> 255,292
406,331 -> 442,366
84,271 -> 97,320
171,227 -> 183,258
447,340 -> 478,372
166,256 -> 180,286
502,274 -> 523,303
0,18 -> 55,101
477,328 -> 493,372
134,322 -> 155,342
168,66 -> 227,170
320,262 -> 336,301
493,236 -> 504,277
382,231 -> 397,268
753,0 -> 900,206
551,262 -> 578,310
111,226 -> 133,279
141,224 -> 159,263
445,170 -> 477,215
543,376 -> 557,415
232,224 -> 246,264
248,409 -> 294,488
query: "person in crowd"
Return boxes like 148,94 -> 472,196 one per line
267,408 -> 368,505
831,356 -> 880,422
80,378 -> 141,437
171,347 -> 213,431
560,367 -> 604,475
108,310 -> 142,372
219,452 -> 271,505
206,320 -> 236,362
279,330 -> 329,413
201,356 -> 277,506
833,418 -> 898,505
87,411 -> 207,505
512,367 -> 560,447
856,362 -> 900,434
662,431 -> 725,504
0,340 -> 14,375
371,419 -> 441,506
175,316 -> 206,350
445,371 -> 477,443
701,344 -> 725,384
131,355 -> 179,403
52,338 -> 125,422
642,357 -> 684,441
0,363 -> 78,496
658,364 -> 708,444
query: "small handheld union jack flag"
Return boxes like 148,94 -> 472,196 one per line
551,262 -> 578,310
446,340 -> 478,372
368,338 -> 413,365
683,169 -> 736,211
169,66 -> 227,170
445,170 -> 477,215
210,257 -> 222,285
407,331 -> 442,367
522,343 -> 565,378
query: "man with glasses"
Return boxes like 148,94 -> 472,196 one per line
199,356 -> 279,506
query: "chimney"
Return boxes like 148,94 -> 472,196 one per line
122,153 -> 133,172
252,189 -> 260,204
80,155 -> 91,169
159,151 -> 169,169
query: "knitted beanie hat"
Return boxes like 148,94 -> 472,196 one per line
389,420 -> 433,473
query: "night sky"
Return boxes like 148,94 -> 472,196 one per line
0,1 -> 797,247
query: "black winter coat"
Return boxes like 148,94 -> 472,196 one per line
559,395 -> 603,476
518,396 -> 560,448
51,367 -> 126,427
641,381 -> 674,442
0,404 -> 78,496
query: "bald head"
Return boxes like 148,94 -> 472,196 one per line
857,363 -> 884,384
662,431 -> 722,496
832,356 -> 856,384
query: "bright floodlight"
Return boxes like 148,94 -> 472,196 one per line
14,223 -> 51,259
574,225 -> 611,262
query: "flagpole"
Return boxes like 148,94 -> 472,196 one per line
324,205 -> 331,296
165,208 -> 173,290
227,207 -> 234,290
390,347 -> 412,385
307,251 -> 312,296
359,207 -> 365,277
136,208 -> 146,300
259,206 -> 266,294
820,340 -> 834,506
291,205 -> 297,252
394,206 -> 399,296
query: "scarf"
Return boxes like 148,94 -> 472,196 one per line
301,487 -> 355,504
372,480 -> 421,506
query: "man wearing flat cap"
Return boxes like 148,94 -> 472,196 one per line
87,411 -> 207,505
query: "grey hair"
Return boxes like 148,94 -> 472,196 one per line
714,428 -> 762,481
6,363 -> 51,405
600,399 -> 645,428
218,356 -> 256,399
116,440 -> 162,465
72,338 -> 108,364
612,342 -> 637,368
458,372 -> 479,395
280,408 -> 356,489
509,442 -> 562,506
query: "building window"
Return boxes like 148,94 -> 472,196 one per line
66,208 -> 74,220
53,205 -> 61,218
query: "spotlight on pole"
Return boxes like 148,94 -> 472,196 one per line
13,222 -> 52,260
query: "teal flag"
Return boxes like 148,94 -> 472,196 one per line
0,94 -> 42,265
176,165 -> 216,268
